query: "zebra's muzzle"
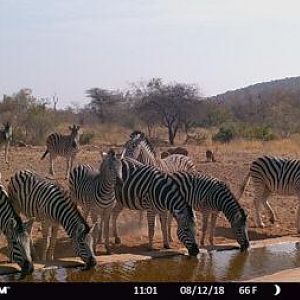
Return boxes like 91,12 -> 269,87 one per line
21,260 -> 34,275
240,241 -> 250,252
82,256 -> 97,270
188,245 -> 199,256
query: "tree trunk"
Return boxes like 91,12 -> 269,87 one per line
168,126 -> 175,145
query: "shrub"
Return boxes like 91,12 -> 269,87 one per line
79,132 -> 95,145
213,126 -> 236,143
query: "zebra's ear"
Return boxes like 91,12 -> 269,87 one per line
24,218 -> 35,235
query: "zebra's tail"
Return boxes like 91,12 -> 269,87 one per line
237,172 -> 251,200
41,150 -> 49,160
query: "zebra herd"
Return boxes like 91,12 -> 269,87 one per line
0,123 -> 299,277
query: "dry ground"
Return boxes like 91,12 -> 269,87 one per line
0,141 -> 299,265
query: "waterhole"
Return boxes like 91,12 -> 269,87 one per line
1,242 -> 300,282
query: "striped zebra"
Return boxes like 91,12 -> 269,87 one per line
171,172 -> 250,251
119,130 -> 195,242
0,122 -> 13,163
111,157 -> 199,255
7,170 -> 97,269
41,125 -> 80,179
0,184 -> 34,274
69,149 -> 122,254
239,155 -> 300,232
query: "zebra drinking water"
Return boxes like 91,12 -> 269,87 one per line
0,122 -> 13,163
0,184 -> 33,274
119,130 -> 195,243
239,155 -> 300,232
69,149 -> 122,254
171,171 -> 250,251
7,170 -> 97,269
111,157 -> 199,255
41,125 -> 80,179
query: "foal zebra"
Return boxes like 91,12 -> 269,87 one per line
0,184 -> 33,274
111,157 -> 199,255
69,149 -> 122,254
0,122 -> 13,163
41,125 -> 80,179
120,130 -> 195,242
7,170 -> 97,269
239,155 -> 300,232
171,172 -> 250,251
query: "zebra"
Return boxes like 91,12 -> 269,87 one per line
112,157 -> 199,255
69,149 -> 123,254
0,122 -> 13,163
7,170 -> 97,269
0,184 -> 34,274
118,130 -> 196,243
170,171 -> 250,251
239,155 -> 300,232
41,125 -> 80,179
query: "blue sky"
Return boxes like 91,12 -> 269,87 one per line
1,0 -> 300,108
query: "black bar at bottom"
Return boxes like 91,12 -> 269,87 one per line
0,282 -> 299,299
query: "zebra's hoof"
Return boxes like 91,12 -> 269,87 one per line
269,218 -> 276,224
163,244 -> 171,249
258,223 -> 265,229
105,250 -> 112,255
115,237 -> 121,244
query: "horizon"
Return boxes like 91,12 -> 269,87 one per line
1,0 -> 300,109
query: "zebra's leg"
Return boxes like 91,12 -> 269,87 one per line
138,211 -> 144,241
103,208 -> 112,254
263,200 -> 276,224
253,189 -> 270,228
65,157 -> 71,179
111,204 -> 122,244
41,221 -> 52,261
49,154 -> 55,176
167,212 -> 174,242
209,212 -> 218,246
90,207 -> 101,253
296,204 -> 300,233
4,141 -> 9,164
200,210 -> 209,246
159,211 -> 170,249
147,210 -> 156,250
46,224 -> 59,261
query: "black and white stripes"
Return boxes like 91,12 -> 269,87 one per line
0,122 -> 13,163
41,125 -> 80,178
0,184 -> 33,274
112,158 -> 199,255
69,150 -> 122,253
239,155 -> 300,232
7,170 -> 97,269
171,172 -> 250,251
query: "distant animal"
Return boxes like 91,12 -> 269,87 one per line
0,184 -> 33,275
0,122 -> 13,163
239,155 -> 300,232
69,149 -> 123,254
206,150 -> 216,162
166,147 -> 188,156
8,170 -> 97,269
41,125 -> 80,179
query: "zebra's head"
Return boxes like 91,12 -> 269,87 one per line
69,125 -> 81,138
121,131 -> 156,160
231,208 -> 250,252
101,149 -> 123,182
72,223 -> 97,270
173,206 -> 199,256
6,218 -> 34,275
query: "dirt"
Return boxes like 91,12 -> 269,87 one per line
0,145 -> 299,269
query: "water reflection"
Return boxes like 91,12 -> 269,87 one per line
1,243 -> 300,282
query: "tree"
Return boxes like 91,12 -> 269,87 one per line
86,88 -> 124,122
133,78 -> 200,145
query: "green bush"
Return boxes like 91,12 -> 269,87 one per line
79,132 -> 95,145
213,126 -> 236,143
